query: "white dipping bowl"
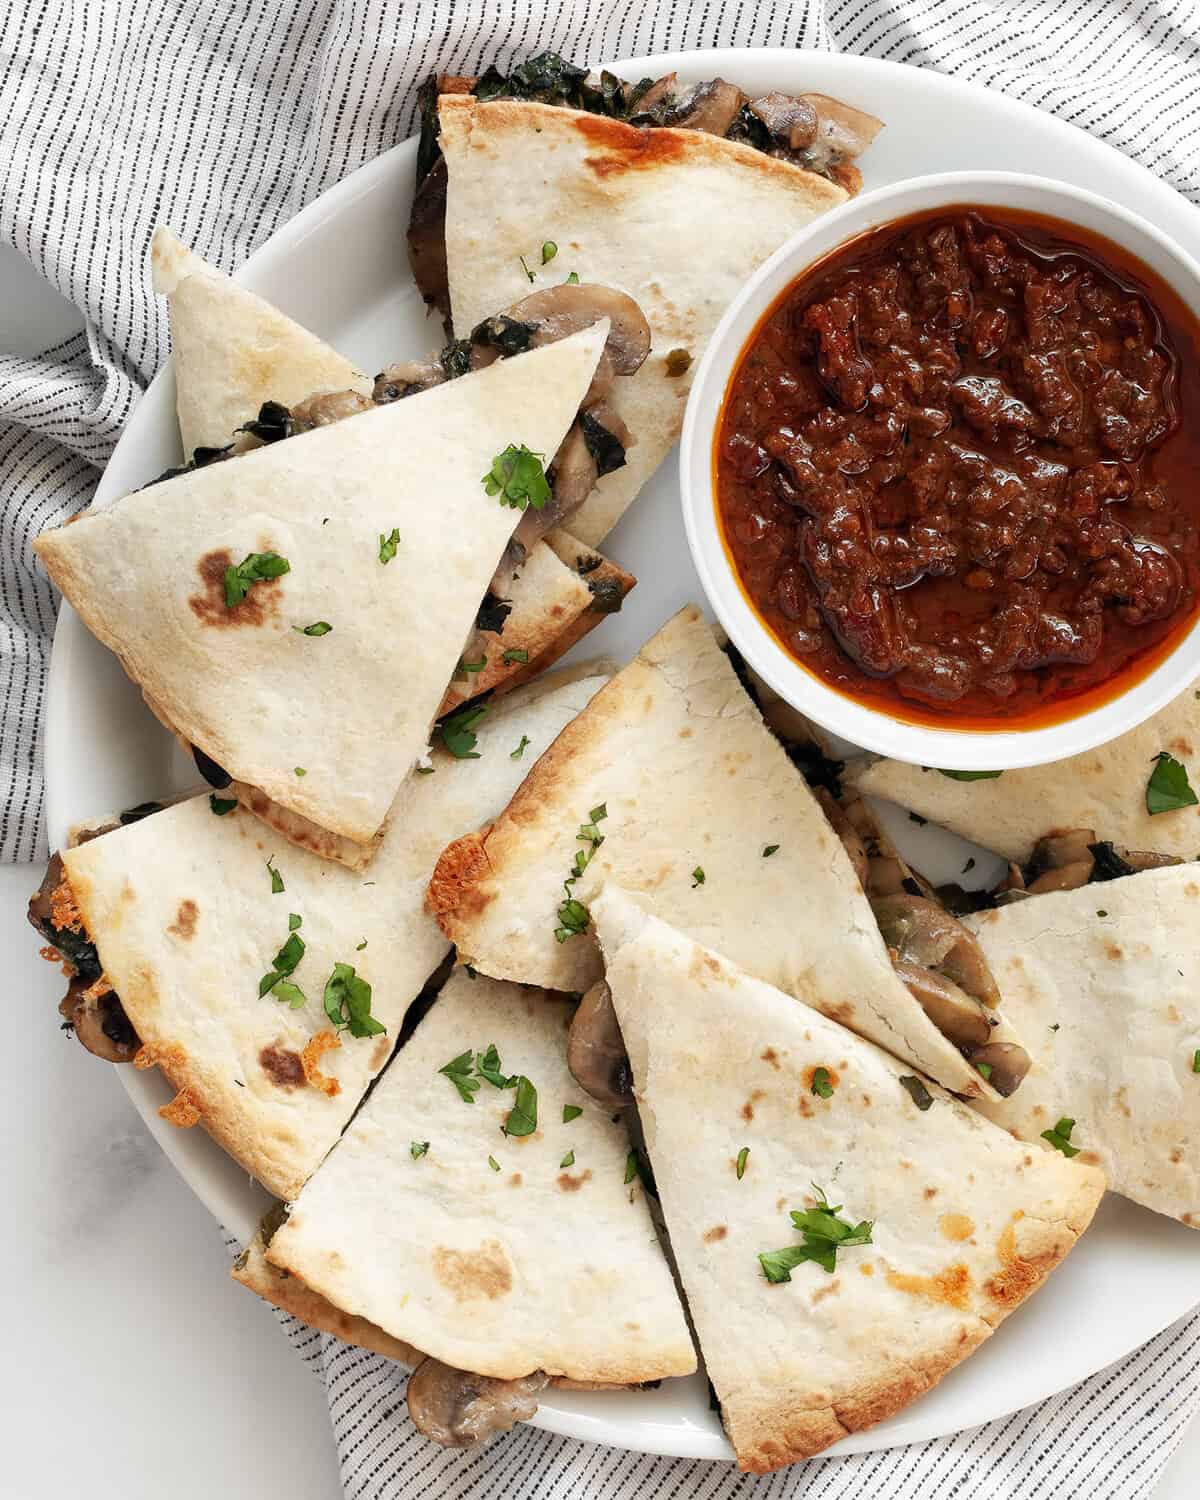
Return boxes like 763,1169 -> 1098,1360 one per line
681,171 -> 1200,770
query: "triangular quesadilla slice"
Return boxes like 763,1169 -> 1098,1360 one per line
36,325 -> 606,849
265,969 -> 697,1388
151,226 -> 372,455
438,92 -> 849,546
964,865 -> 1200,1226
430,605 -> 1001,1097
43,668 -> 608,1199
594,889 -> 1105,1472
848,684 -> 1200,864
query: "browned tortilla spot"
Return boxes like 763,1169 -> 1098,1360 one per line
168,898 -> 198,939
557,1168 -> 593,1192
159,1088 -> 201,1128
188,549 -> 281,627
703,1225 -> 728,1243
432,1241 -> 513,1302
940,1213 -> 975,1242
886,1262 -> 972,1310
260,1045 -> 305,1089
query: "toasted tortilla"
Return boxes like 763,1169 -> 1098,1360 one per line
430,605 -> 997,1097
36,325 -> 606,849
848,687 -> 1200,863
594,889 -> 1104,1472
151,227 -> 372,455
60,667 -> 608,1200
266,970 -> 697,1385
440,95 -> 847,546
965,865 -> 1200,1226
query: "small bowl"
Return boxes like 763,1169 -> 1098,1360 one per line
681,171 -> 1200,771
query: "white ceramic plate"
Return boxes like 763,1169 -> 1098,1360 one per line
43,48 -> 1200,1464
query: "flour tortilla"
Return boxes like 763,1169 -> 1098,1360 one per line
266,970 -> 697,1385
60,667 -> 608,1200
36,325 -> 606,849
151,227 -> 372,455
965,865 -> 1200,1227
594,889 -> 1104,1472
440,96 -> 847,546
848,687 -> 1200,863
430,605 -> 997,1097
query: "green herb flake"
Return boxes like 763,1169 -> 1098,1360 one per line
691,866 -> 706,888
323,962 -> 385,1039
223,551 -> 290,608
555,897 -> 590,943
563,1104 -> 583,1123
811,1066 -> 835,1099
441,702 -> 488,759
519,254 -> 535,283
762,844 -> 780,858
735,1146 -> 749,1180
899,1075 -> 934,1112
209,794 -> 237,816
565,270 -> 580,284
294,621 -> 332,636
503,648 -> 530,664
488,1154 -> 502,1172
976,1061 -> 993,1081
560,1149 -> 575,1168
269,977 -> 307,1009
554,803 -> 608,940
458,655 -> 487,675
1096,909 -> 1108,919
1041,1116 -> 1081,1158
937,769 -> 1003,782
294,767 -> 307,777
267,858 -> 284,894
378,527 -> 401,565
541,241 -> 558,264
1146,752 -> 1198,815
624,1150 -> 638,1185
758,1185 -> 874,1281
482,444 -> 551,511
416,766 -> 436,776
439,1049 -> 480,1104
504,1075 -> 538,1137
356,938 -> 367,951
477,1043 -> 517,1091
1193,1049 -> 1200,1075
259,924 -> 306,1000
511,734 -> 531,760
288,912 -> 302,931
411,1141 -> 429,1159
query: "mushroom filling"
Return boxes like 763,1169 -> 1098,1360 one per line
996,829 -> 1183,901
566,979 -> 633,1109
406,1358 -> 549,1449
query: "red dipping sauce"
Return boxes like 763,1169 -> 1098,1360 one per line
714,207 -> 1200,730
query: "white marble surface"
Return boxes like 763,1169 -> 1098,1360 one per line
3,240 -> 1197,1500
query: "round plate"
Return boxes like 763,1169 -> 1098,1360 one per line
44,48 -> 1200,1464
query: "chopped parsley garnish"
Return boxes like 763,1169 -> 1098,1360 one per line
376,528 -> 401,565
736,1146 -> 749,1180
224,551 -> 290,608
691,866 -> 706,888
488,1155 -> 501,1171
541,241 -> 558,264
294,766 -> 307,777
482,444 -> 552,511
565,271 -> 580,284
624,1150 -> 638,1185
1096,909 -> 1108,918
441,702 -> 488,759
1146,752 -> 1198,815
1193,1049 -> 1200,1074
511,734 -> 531,760
323,962 -> 385,1038
762,844 -> 780,858
458,655 -> 487,675
758,1186 -> 874,1281
1041,1116 -> 1081,1158
209,794 -> 237,816
416,766 -> 436,775
554,803 -> 608,941
477,1043 -> 517,1090
503,648 -> 530,664
356,938 -> 367,951
267,858 -> 284,894
411,1141 -> 429,1159
440,1049 -> 480,1103
623,1147 -> 656,1195
560,1149 -> 575,1168
976,1061 -> 993,1081
899,1075 -> 934,1111
563,1104 -> 583,1123
259,925 -> 306,1006
294,621 -> 332,636
937,769 -> 1003,782
270,979 -> 306,1008
811,1067 -> 835,1099
288,912 -> 302,931
519,254 -> 535,283
555,900 -> 590,941
504,1076 -> 538,1137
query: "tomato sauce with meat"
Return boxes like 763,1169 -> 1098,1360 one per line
715,207 -> 1200,729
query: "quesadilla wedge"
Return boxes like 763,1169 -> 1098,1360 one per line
430,605 -> 1005,1098
265,970 -> 697,1388
151,226 -> 372,455
964,864 -> 1200,1227
37,667 -> 608,1198
437,91 -> 851,546
848,684 -> 1200,864
35,324 -> 607,850
594,888 -> 1105,1472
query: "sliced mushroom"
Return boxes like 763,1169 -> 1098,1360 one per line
407,154 -> 451,329
797,94 -> 884,172
814,787 -> 868,889
566,979 -> 633,1108
61,977 -> 140,1063
872,893 -> 1001,1009
747,92 -> 819,150
406,1358 -> 549,1448
506,284 -> 652,375
582,347 -> 616,408
965,1041 -> 1032,1097
632,72 -> 678,115
892,960 -> 993,1049
289,390 -> 374,431
373,360 -> 446,403
665,79 -> 745,136
1093,841 -> 1182,878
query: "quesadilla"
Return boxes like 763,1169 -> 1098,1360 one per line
848,684 -> 1200,864
39,667 -> 608,1199
437,90 -> 851,546
35,324 -> 607,850
964,865 -> 1200,1227
151,226 -> 372,455
430,605 -> 1004,1097
594,888 -> 1105,1472
265,969 -> 697,1387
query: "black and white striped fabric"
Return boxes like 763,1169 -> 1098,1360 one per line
8,1 -> 1200,1489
